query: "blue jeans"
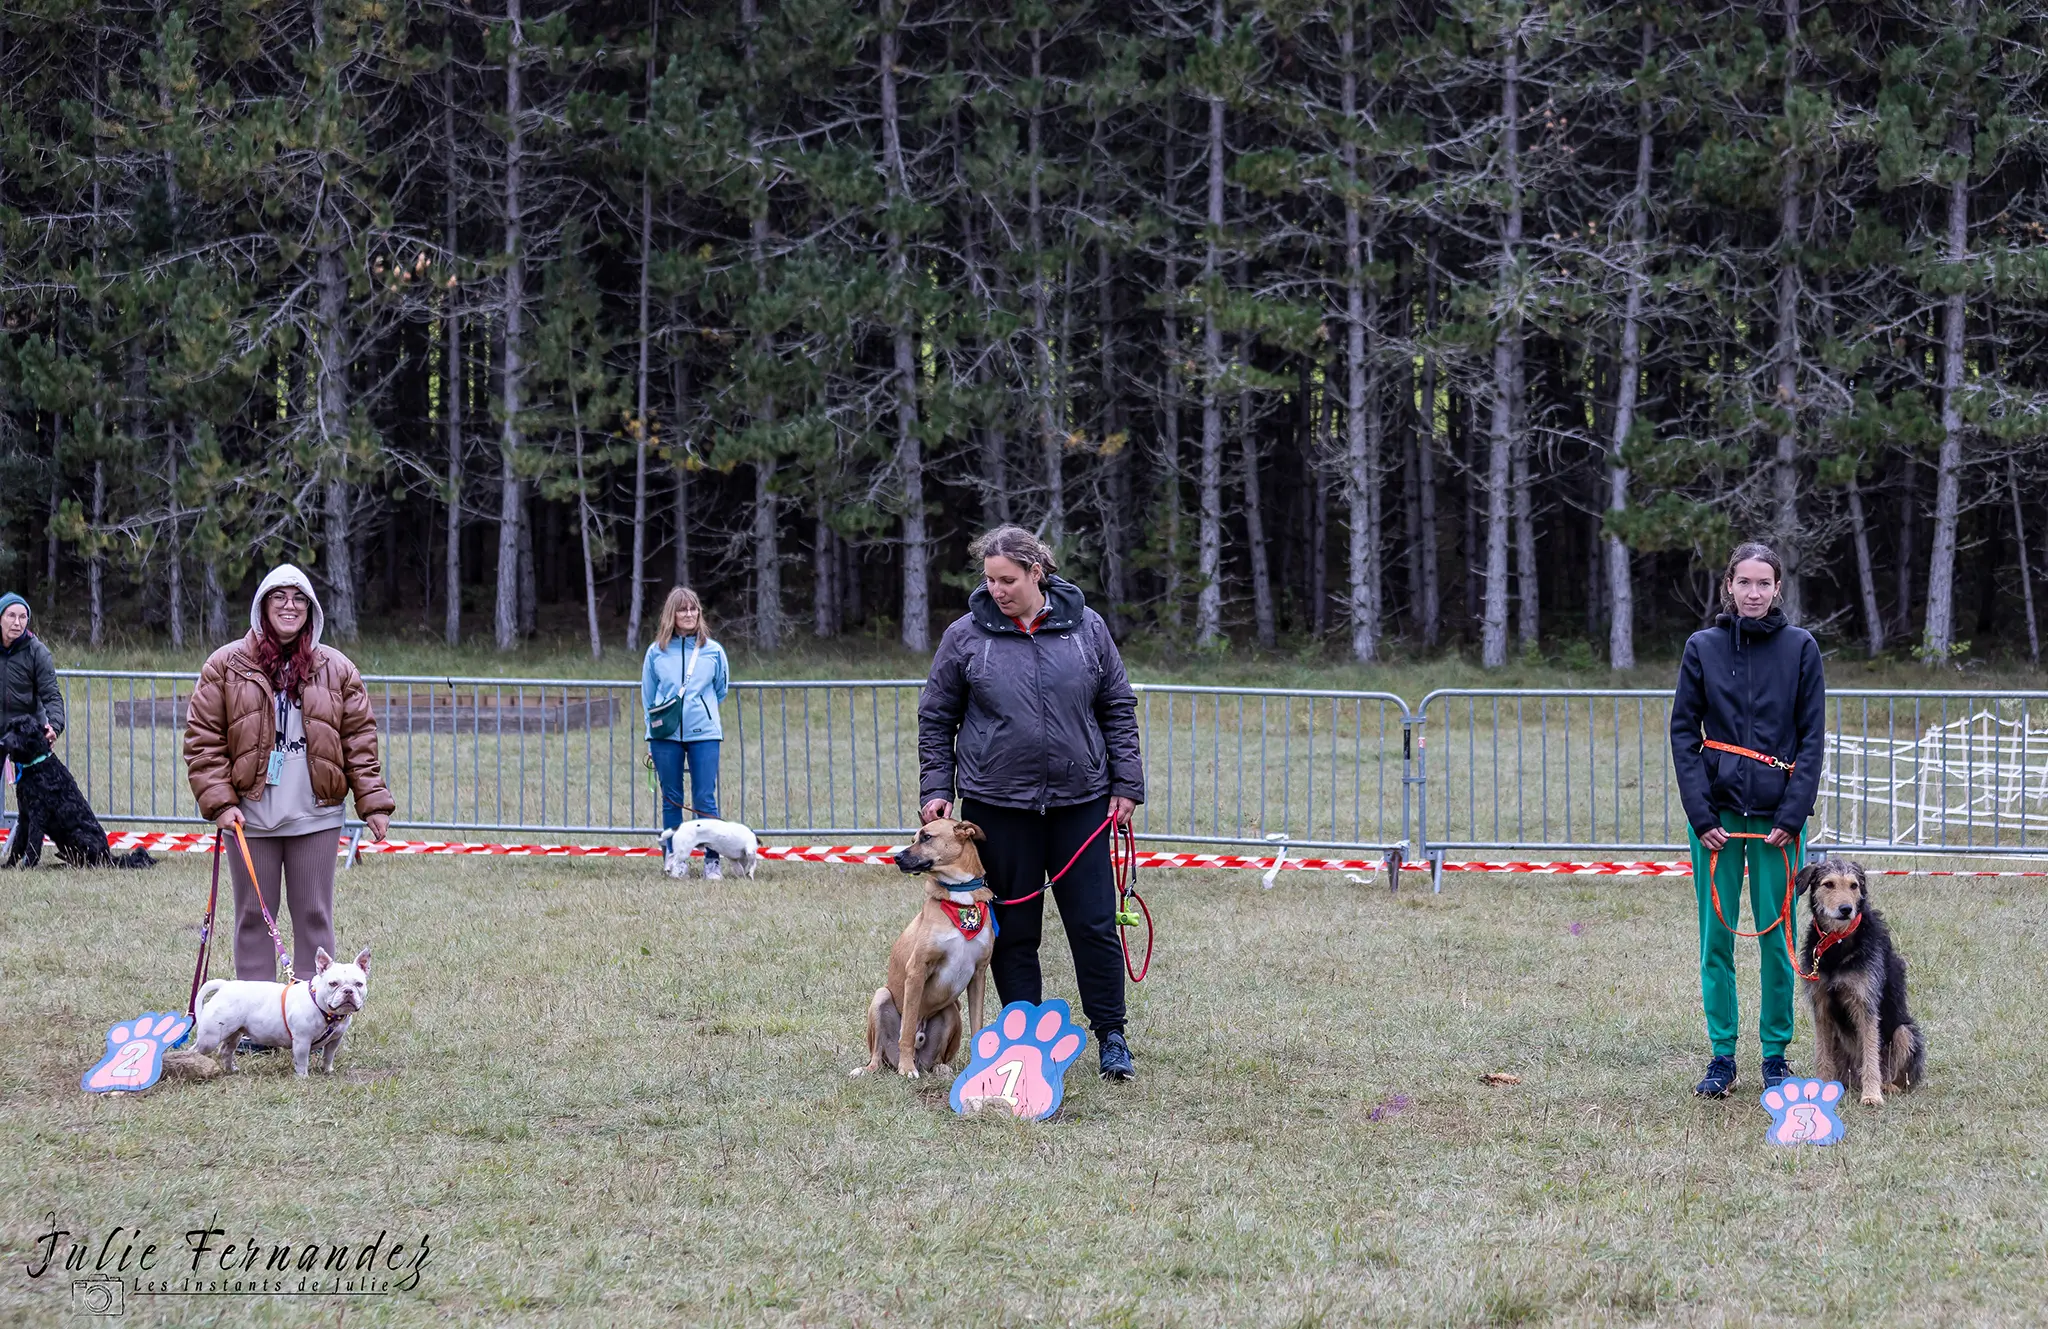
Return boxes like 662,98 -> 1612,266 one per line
650,739 -> 721,859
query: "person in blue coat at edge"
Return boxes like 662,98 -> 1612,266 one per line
643,587 -> 731,876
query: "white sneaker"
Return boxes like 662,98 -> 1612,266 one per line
703,857 -> 723,881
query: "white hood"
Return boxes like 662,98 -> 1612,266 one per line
249,564 -> 325,651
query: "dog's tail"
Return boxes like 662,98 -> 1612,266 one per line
116,846 -> 155,870
194,979 -> 228,1021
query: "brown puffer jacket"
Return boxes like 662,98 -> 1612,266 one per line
183,631 -> 396,823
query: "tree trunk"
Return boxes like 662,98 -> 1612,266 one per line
204,560 -> 228,641
443,53 -> 463,646
1606,25 -> 1651,671
572,394 -> 601,659
671,343 -> 690,589
1847,473 -> 1884,657
627,166 -> 654,652
517,490 -> 536,638
1770,0 -> 1804,624
1481,31 -> 1521,668
755,457 -> 781,649
1339,11 -> 1379,662
1897,456 -> 1918,636
2011,456 -> 2039,665
89,461 -> 104,648
1195,0 -> 1227,648
165,433 -> 184,650
1511,340 -> 1536,651
1238,257 -> 1275,651
1097,226 -> 1127,635
1028,29 -> 1062,543
814,510 -> 838,638
1313,363 -> 1334,637
879,0 -> 928,651
1417,229 -> 1442,647
494,0 -> 526,651
1160,125 -> 1184,630
1923,122 -> 1970,662
316,242 -> 359,642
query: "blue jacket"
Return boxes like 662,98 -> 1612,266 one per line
1669,610 -> 1826,838
642,636 -> 729,742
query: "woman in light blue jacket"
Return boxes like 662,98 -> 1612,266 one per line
643,587 -> 731,873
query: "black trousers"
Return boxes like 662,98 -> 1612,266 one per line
960,794 -> 1126,1036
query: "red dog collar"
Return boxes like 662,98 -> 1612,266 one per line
1807,912 -> 1863,972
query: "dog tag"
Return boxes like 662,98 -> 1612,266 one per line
266,750 -> 285,785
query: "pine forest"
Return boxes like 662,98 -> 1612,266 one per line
4,0 -> 2047,667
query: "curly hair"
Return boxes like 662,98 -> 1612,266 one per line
969,525 -> 1059,575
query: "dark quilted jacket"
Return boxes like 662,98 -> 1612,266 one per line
0,632 -> 65,736
919,577 -> 1144,812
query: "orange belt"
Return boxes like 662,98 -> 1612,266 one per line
1701,738 -> 1795,773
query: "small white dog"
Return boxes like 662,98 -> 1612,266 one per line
660,818 -> 760,880
191,946 -> 370,1077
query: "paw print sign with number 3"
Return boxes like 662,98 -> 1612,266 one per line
950,1000 -> 1088,1122
82,1012 -> 192,1095
1760,1078 -> 1847,1147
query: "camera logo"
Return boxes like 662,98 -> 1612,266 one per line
71,1278 -> 124,1316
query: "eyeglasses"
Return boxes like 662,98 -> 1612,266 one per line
268,592 -> 311,608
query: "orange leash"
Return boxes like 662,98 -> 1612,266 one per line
1704,830 -> 1818,982
1699,738 -> 1795,773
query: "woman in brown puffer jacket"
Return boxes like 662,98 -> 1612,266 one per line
184,564 -> 393,983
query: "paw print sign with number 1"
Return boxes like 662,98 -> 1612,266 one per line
1760,1078 -> 1846,1147
950,1000 -> 1088,1122
82,1012 -> 192,1094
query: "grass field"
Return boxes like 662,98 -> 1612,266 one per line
6,853 -> 2046,1326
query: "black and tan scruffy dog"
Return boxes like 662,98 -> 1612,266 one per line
0,716 -> 154,869
1796,857 -> 1924,1106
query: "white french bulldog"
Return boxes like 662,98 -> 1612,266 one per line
659,818 -> 761,880
192,946 -> 370,1077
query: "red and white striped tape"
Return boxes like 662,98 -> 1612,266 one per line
6,829 -> 2044,877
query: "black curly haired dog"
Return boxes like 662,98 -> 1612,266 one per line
0,716 -> 153,869
1796,856 -> 1924,1106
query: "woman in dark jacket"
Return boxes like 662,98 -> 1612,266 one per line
0,593 -> 67,822
1669,542 -> 1826,1100
919,526 -> 1146,1081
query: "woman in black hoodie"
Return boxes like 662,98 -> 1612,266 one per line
918,527 -> 1146,1082
1669,542 -> 1826,1099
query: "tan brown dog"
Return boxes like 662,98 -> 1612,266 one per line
850,819 -> 997,1080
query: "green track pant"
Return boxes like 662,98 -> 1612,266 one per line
1688,812 -> 1805,1059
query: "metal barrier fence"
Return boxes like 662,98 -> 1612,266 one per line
31,672 -> 2048,871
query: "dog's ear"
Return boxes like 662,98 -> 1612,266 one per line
314,946 -> 334,974
954,820 -> 985,844
1793,862 -> 1822,896
354,946 -> 371,973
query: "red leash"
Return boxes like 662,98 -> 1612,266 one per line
987,813 -> 1152,984
1705,830 -> 1825,983
180,834 -> 224,1040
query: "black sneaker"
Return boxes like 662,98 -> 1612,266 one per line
1693,1055 -> 1737,1098
235,1037 -> 277,1056
1098,1030 -> 1134,1082
1760,1055 -> 1793,1090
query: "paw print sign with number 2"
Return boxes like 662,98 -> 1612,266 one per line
82,1012 -> 192,1095
951,1000 -> 1088,1122
1760,1078 -> 1847,1147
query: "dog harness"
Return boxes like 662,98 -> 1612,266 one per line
938,879 -> 996,939
1699,738 -> 1795,773
279,982 -> 350,1049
